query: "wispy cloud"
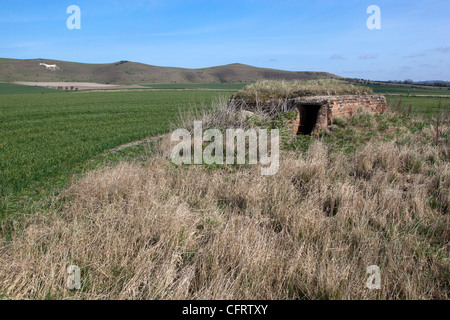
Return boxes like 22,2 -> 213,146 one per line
340,70 -> 371,75
359,54 -> 378,60
436,47 -> 450,53
0,15 -> 60,23
419,64 -> 435,68
406,53 -> 426,58
330,55 -> 346,60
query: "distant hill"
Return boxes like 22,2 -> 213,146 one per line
0,58 -> 338,85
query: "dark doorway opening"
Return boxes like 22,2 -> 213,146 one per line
298,104 -> 322,135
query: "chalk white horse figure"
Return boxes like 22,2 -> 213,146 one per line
39,63 -> 60,71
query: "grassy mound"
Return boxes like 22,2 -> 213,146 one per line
234,80 -> 374,100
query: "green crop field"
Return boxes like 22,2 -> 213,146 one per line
365,84 -> 450,96
0,89 -> 235,216
0,83 -> 61,95
387,96 -> 450,117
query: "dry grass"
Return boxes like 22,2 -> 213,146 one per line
172,97 -> 255,133
0,115 -> 448,299
234,80 -> 374,100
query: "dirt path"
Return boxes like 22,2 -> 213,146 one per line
13,81 -> 236,93
14,81 -> 144,91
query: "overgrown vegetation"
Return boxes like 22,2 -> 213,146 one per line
0,95 -> 448,299
234,79 -> 374,100
0,82 -> 448,300
0,90 -> 234,217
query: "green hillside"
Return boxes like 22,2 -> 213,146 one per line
0,58 -> 338,85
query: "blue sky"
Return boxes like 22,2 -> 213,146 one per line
0,0 -> 449,81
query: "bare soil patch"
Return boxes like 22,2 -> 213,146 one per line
14,81 -> 144,91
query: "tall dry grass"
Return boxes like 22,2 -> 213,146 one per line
0,118 -> 448,299
172,97 -> 256,133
